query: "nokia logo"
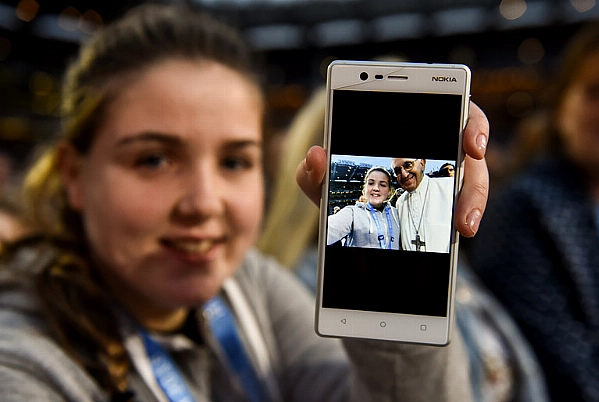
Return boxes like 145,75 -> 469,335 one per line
432,76 -> 457,82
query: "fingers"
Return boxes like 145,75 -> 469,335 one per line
463,101 -> 489,161
454,155 -> 489,237
296,146 -> 327,206
453,100 -> 490,237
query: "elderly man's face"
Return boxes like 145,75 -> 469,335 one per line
391,158 -> 426,192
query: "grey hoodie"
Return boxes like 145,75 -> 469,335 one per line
327,203 -> 400,249
0,246 -> 472,402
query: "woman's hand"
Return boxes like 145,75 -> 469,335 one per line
296,101 -> 489,238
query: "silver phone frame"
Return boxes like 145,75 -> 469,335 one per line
315,60 -> 471,345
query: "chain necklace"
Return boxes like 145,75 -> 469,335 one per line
407,178 -> 430,251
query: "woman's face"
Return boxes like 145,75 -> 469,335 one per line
364,170 -> 391,209
557,50 -> 599,174
62,60 -> 264,316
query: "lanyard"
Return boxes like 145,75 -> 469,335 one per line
204,296 -> 267,402
138,295 -> 268,402
367,203 -> 395,249
139,330 -> 196,402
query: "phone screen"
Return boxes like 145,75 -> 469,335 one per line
323,89 -> 463,317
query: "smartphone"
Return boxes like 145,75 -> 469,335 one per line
315,60 -> 471,345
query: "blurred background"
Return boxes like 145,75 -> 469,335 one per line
0,0 -> 598,197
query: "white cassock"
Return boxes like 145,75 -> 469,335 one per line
395,175 -> 454,253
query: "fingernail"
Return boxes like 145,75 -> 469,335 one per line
477,134 -> 487,151
303,157 -> 313,175
466,209 -> 482,236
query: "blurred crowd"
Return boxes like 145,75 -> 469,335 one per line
0,2 -> 598,401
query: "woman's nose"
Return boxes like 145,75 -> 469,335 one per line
172,166 -> 224,223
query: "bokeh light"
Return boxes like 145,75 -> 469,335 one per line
16,0 -> 39,22
570,0 -> 596,13
58,6 -> 81,32
518,38 -> 545,64
500,0 -> 528,20
81,9 -> 103,34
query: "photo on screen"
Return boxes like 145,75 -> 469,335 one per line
326,154 -> 456,254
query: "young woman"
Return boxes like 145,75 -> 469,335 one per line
326,167 -> 400,249
0,3 -> 491,402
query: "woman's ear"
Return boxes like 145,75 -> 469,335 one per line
57,142 -> 85,211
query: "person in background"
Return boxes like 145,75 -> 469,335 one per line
438,163 -> 456,177
468,22 -> 599,402
257,88 -> 326,289
259,87 -> 548,402
0,3 -> 491,402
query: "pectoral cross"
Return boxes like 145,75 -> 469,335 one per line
411,234 -> 426,251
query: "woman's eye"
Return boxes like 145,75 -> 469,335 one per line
222,156 -> 252,171
136,153 -> 168,169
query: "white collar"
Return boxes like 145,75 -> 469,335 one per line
409,174 -> 430,196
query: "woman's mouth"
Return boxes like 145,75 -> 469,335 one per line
161,238 -> 217,255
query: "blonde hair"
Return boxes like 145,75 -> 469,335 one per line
257,88 -> 326,269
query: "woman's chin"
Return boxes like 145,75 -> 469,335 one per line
154,280 -> 222,309
368,200 -> 383,209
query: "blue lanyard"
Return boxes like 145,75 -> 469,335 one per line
139,330 -> 196,402
367,203 -> 395,249
139,296 -> 268,402
204,296 -> 267,402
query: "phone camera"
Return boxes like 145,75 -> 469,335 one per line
359,72 -> 368,81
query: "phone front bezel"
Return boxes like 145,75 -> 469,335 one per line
315,61 -> 471,345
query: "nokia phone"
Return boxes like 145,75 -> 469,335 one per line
315,60 -> 470,345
